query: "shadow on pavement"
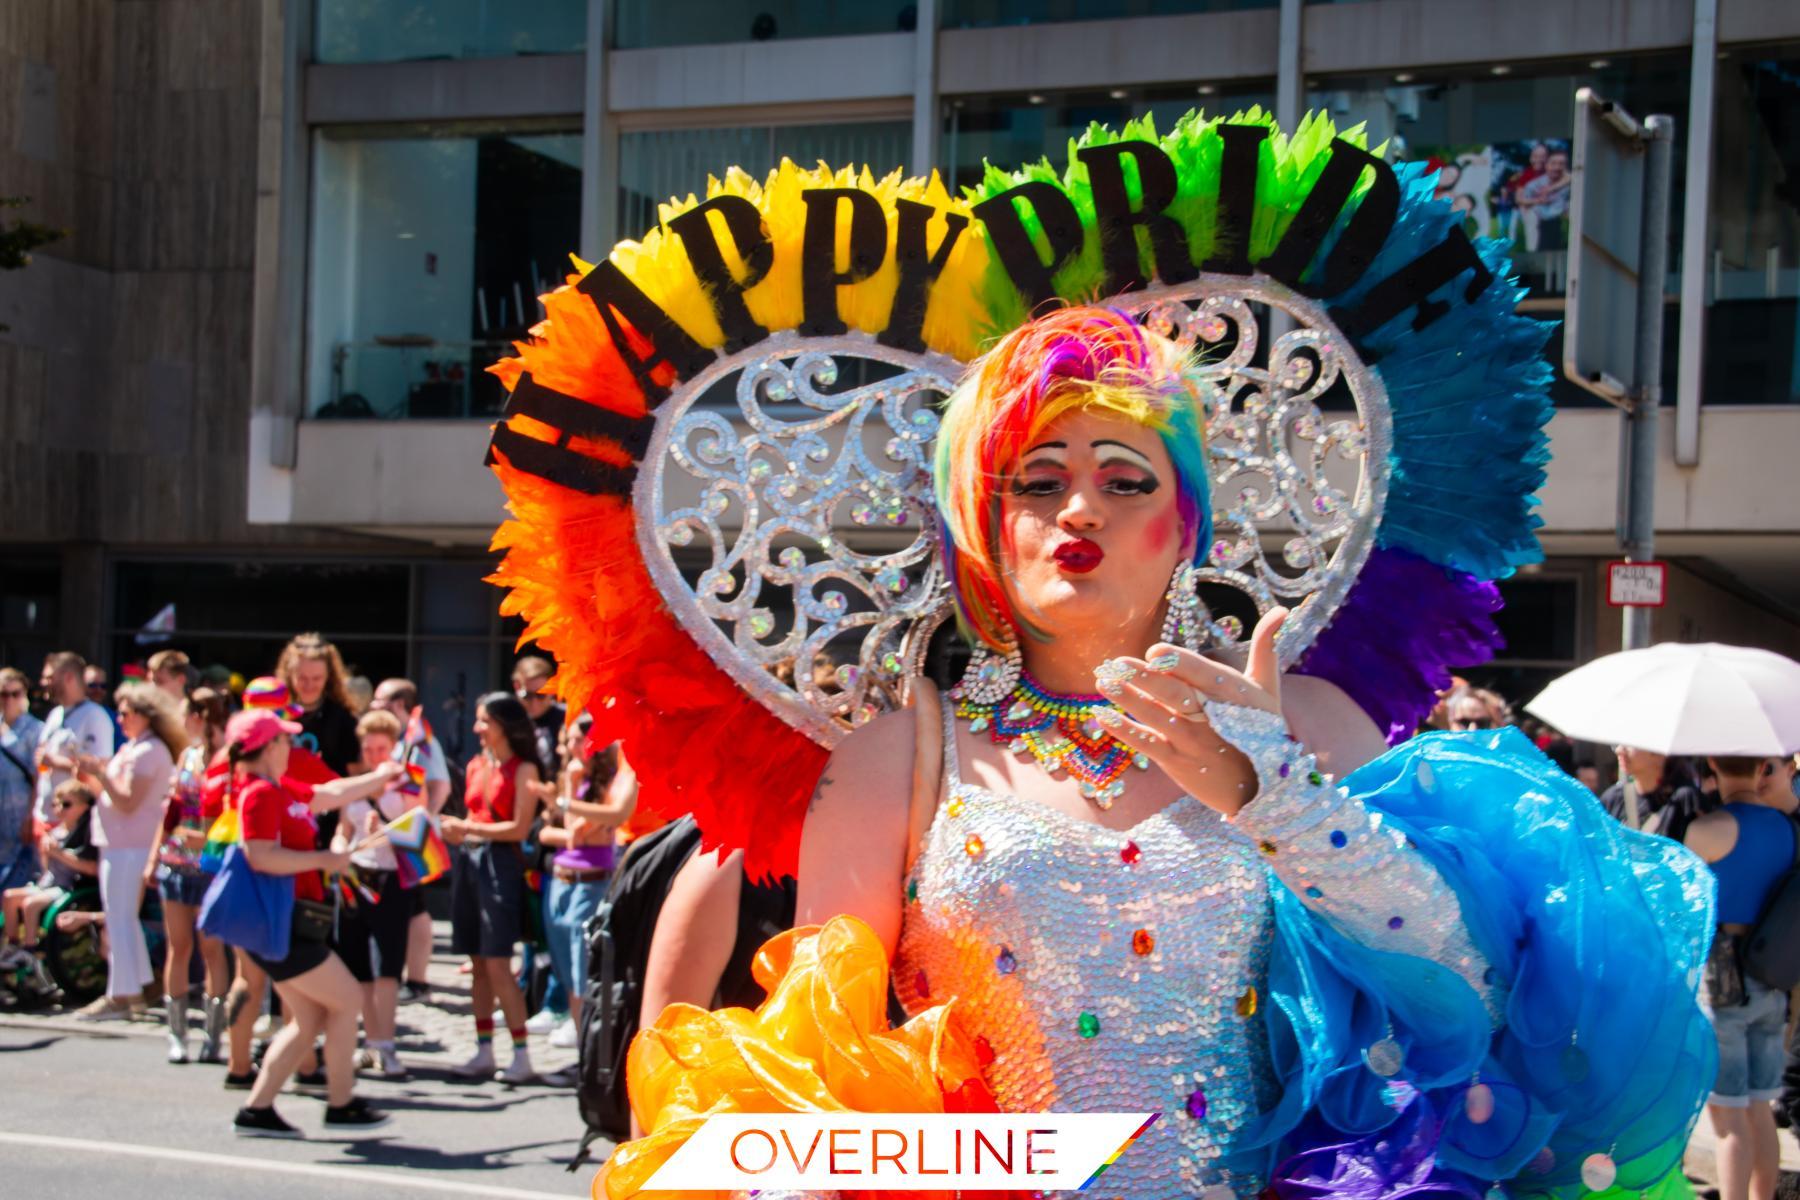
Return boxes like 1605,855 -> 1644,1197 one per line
335,1137 -> 574,1172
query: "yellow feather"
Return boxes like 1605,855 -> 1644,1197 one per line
602,159 -> 1008,365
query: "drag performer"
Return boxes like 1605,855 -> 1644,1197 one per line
481,111 -> 1716,1199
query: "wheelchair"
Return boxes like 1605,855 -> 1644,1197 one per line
39,883 -> 107,1004
0,880 -> 168,1008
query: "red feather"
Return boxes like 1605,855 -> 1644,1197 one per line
487,274 -> 826,882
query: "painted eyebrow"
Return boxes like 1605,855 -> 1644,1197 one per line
1023,440 -> 1068,456
1092,440 -> 1156,469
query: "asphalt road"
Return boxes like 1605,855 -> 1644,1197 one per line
0,1014 -> 606,1200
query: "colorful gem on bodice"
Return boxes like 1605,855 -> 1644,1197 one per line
954,670 -> 1135,808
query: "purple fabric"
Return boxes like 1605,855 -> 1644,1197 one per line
553,844 -> 615,872
1293,547 -> 1506,743
1269,1094 -> 1487,1200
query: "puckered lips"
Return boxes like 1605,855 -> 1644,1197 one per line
1052,538 -> 1104,574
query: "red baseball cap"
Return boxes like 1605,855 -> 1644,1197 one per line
226,709 -> 301,754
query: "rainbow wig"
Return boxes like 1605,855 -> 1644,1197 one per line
932,305 -> 1212,651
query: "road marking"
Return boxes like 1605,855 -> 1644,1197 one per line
0,1131 -> 579,1199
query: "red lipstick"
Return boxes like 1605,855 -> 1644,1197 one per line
1053,538 -> 1104,574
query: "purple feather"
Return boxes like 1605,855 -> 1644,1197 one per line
1269,1094 -> 1487,1200
1293,547 -> 1505,743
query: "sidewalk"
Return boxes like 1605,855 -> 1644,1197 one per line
0,920 -> 581,1081
1684,1113 -> 1800,1195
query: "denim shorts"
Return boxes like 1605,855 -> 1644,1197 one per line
1706,974 -> 1789,1106
157,864 -> 214,908
544,873 -> 608,999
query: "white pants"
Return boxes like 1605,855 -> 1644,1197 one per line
99,847 -> 154,999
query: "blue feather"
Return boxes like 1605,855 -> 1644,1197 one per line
1328,162 -> 1555,580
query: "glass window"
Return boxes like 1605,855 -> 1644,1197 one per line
114,562 -> 412,638
109,561 -> 414,688
314,0 -> 587,65
617,121 -> 913,240
1465,573 -> 1582,718
942,85 -> 1276,193
106,558 -> 518,765
0,556 -> 60,681
614,0 -> 918,49
1306,55 -> 1688,403
308,127 -> 582,420
1707,43 -> 1800,406
943,0 -> 1274,29
1307,56 -> 1689,299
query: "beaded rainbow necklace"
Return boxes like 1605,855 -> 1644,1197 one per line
952,671 -> 1149,809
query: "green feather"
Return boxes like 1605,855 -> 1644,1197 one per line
961,108 -> 1388,315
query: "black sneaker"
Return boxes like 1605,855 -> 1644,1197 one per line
222,1071 -> 257,1091
292,1069 -> 328,1094
323,1097 -> 392,1134
233,1106 -> 302,1139
400,982 -> 431,1004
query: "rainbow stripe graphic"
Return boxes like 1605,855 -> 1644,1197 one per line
386,807 -> 451,888
398,710 -> 433,798
198,807 -> 240,874
1077,1112 -> 1159,1192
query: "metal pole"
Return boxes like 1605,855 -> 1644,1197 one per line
910,0 -> 939,177
1675,0 -> 1718,466
1621,115 -> 1674,653
580,0 -> 614,259
1267,0 -> 1303,345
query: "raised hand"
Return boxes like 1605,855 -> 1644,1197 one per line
1093,608 -> 1290,816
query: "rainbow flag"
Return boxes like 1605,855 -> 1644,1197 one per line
398,709 -> 433,797
386,807 -> 450,889
198,807 -> 240,874
337,869 -> 378,907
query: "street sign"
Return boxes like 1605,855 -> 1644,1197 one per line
1607,560 -> 1667,607
1565,88 -> 1649,408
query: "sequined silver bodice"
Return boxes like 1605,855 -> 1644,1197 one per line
893,719 -> 1279,1200
889,704 -> 1498,1200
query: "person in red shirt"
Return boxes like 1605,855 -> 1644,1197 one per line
225,709 -> 399,1139
215,675 -> 345,1091
441,692 -> 543,1083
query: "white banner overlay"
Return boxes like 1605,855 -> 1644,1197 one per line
643,1112 -> 1159,1192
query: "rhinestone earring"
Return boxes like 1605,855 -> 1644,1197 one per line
954,640 -> 1022,705
1161,560 -> 1207,652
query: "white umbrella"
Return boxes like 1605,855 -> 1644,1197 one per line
1525,642 -> 1800,757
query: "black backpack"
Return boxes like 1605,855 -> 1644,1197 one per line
567,817 -> 796,1169
1743,813 -> 1800,990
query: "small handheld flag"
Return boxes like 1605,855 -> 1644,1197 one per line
398,709 -> 434,797
385,807 -> 451,888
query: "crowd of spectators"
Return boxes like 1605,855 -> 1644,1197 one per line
7,645 -> 1800,1183
0,637 -> 646,1140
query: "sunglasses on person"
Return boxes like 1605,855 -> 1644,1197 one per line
0,688 -> 25,700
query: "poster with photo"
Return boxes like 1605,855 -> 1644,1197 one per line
1413,138 -> 1572,252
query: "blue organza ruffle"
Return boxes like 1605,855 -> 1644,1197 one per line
1232,728 -> 1715,1199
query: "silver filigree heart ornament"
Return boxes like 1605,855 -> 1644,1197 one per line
634,279 -> 1391,750
1123,275 -> 1392,669
635,331 -> 962,749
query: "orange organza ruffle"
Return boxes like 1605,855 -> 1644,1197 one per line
595,915 -> 1003,1200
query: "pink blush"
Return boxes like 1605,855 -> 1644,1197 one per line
1141,504 -> 1178,557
